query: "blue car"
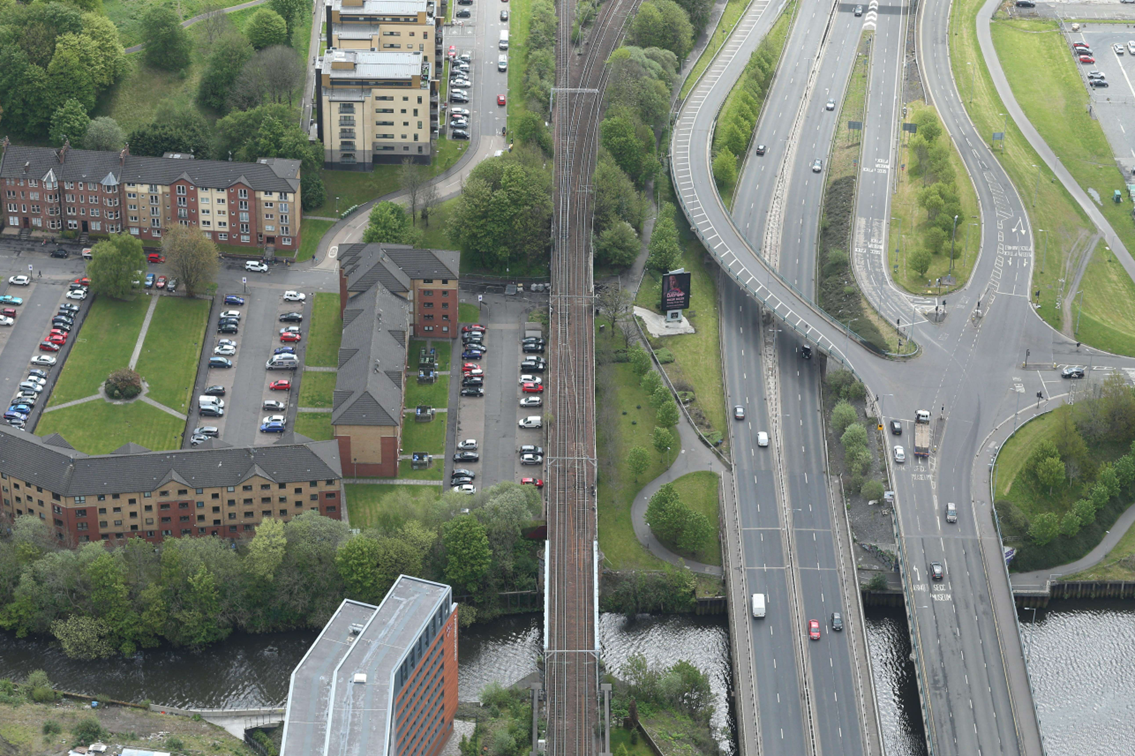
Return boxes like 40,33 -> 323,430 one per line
224,295 -> 245,305
0,296 -> 23,305
274,346 -> 296,355
260,422 -> 286,433
208,357 -> 232,368
144,273 -> 155,288
461,349 -> 485,360
4,411 -> 28,422
7,404 -> 32,415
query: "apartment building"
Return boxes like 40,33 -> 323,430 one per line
326,0 -> 442,71
281,577 -> 458,756
317,50 -> 437,168
338,243 -> 459,338
0,427 -> 343,546
0,141 -> 302,253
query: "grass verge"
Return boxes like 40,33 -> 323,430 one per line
401,414 -> 447,454
49,297 -> 150,406
298,219 -> 335,263
679,0 -> 752,101
888,100 -> 982,294
38,400 -> 184,454
459,302 -> 481,322
665,471 -> 722,566
1064,515 -> 1135,581
134,297 -> 210,412
405,376 -> 450,409
1071,233 -> 1135,355
408,338 -> 452,371
398,459 -> 446,480
306,293 -> 343,367
298,371 -> 336,408
506,0 -> 533,129
596,327 -> 680,570
295,411 -> 334,441
345,483 -> 442,530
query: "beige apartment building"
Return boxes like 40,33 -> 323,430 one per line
318,50 -> 437,169
326,0 -> 441,70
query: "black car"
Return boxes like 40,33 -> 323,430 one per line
1090,79 -> 1109,88
890,420 -> 902,436
218,323 -> 239,334
462,376 -> 484,387
521,361 -> 546,373
450,92 -> 469,103
754,144 -> 766,156
930,562 -> 944,580
450,476 -> 475,486
50,248 -> 68,258
460,386 -> 484,397
453,450 -> 480,462
522,337 -> 546,345
457,0 -> 472,4
455,8 -> 470,17
204,385 -> 227,396
522,343 -> 545,354
59,304 -> 80,314
452,468 -> 476,480
800,344 -> 812,359
1015,0 -> 1035,6
68,282 -> 86,291
831,612 -> 844,631
49,321 -> 72,332
279,312 -> 304,322
52,317 -> 74,327
199,405 -> 224,417
451,129 -> 470,140
1062,366 -> 1085,379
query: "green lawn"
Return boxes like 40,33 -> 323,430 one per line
345,483 -> 442,530
401,414 -> 447,454
298,371 -> 337,408
38,400 -> 184,455
306,293 -> 343,367
679,0 -> 752,101
1072,244 -> 1135,356
458,302 -> 480,323
506,0 -> 533,129
666,471 -> 722,566
994,410 -> 1063,508
405,376 -> 450,410
298,219 -> 335,263
134,297 -> 210,412
609,729 -> 656,756
408,338 -> 451,371
398,459 -> 445,480
295,412 -> 334,441
95,55 -> 204,146
596,327 -> 681,570
105,0 -> 252,48
50,297 -> 151,406
415,197 -> 458,249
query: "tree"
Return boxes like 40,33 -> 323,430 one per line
713,148 -> 737,188
87,234 -> 147,300
657,398 -> 679,427
1033,454 -> 1065,495
162,225 -> 219,296
51,615 -> 116,660
198,32 -> 255,112
399,158 -> 429,222
46,33 -> 95,114
652,426 -> 674,460
49,99 -> 89,147
1072,497 -> 1096,527
909,248 -> 932,277
443,516 -> 492,595
363,201 -> 419,245
1060,510 -> 1082,538
71,717 -> 107,746
593,152 -> 644,233
231,45 -> 306,108
79,13 -> 126,91
645,483 -> 683,543
336,536 -> 384,603
514,110 -> 553,154
197,0 -> 236,50
647,208 -> 682,273
650,384 -> 670,410
861,479 -> 885,501
676,509 -> 712,554
247,8 -> 288,50
630,346 -> 652,377
83,116 -> 124,151
840,423 -> 868,453
596,222 -> 640,269
420,179 -> 440,227
128,103 -> 210,158
247,519 -> 287,582
270,0 -> 307,39
104,369 -> 142,400
141,7 -> 191,72
600,115 -> 648,185
596,285 -> 632,333
640,368 -> 663,395
628,446 -> 650,481
1028,512 -> 1060,546
630,0 -> 694,60
830,400 -> 858,435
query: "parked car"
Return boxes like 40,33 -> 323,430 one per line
274,346 -> 296,355
520,396 -> 542,407
452,469 -> 476,480
462,376 -> 484,387
39,341 -> 61,352
451,484 -> 477,495
0,296 -> 23,305
147,252 -> 166,263
460,386 -> 485,397
156,275 -> 167,289
30,355 -> 56,366
214,344 -> 236,356
521,382 -> 544,394
457,439 -> 478,450
279,312 -> 304,322
218,322 -> 239,334
283,290 -> 306,302
204,385 -> 227,396
199,405 -> 224,417
263,400 -> 287,411
280,331 -> 302,343
66,289 -> 87,300
451,129 -> 470,140
521,478 -> 544,488
269,380 -> 292,391
245,260 -> 269,273
520,445 -> 543,456
520,453 -> 543,465
224,295 -> 245,305
453,451 -> 480,462
209,357 -> 232,369
260,421 -> 287,433
144,273 -> 155,288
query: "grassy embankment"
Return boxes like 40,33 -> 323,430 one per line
678,0 -> 753,101
345,483 -> 443,529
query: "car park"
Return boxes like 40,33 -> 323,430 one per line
209,357 -> 232,369
460,387 -> 484,397
930,562 -> 944,580
520,454 -> 543,465
808,619 -> 821,640
520,396 -> 542,407
270,380 -> 292,391
204,385 -> 227,396
66,289 -> 87,300
454,450 -> 480,462
283,291 -> 306,302
1062,365 -> 1085,379
8,275 -> 29,286
245,260 -> 269,273
30,355 -> 56,366
279,312 -> 304,323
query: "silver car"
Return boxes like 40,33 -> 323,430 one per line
893,445 -> 906,463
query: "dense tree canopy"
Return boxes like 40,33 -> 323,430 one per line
87,234 -> 147,300
141,6 -> 191,72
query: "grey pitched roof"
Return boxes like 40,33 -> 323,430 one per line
42,433 -> 77,450
112,442 -> 151,455
331,282 -> 409,428
0,144 -> 300,194
0,427 -> 342,496
381,245 -> 459,280
338,243 -> 459,297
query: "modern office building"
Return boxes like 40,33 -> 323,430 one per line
280,576 -> 458,756
0,141 -> 302,253
0,426 -> 343,546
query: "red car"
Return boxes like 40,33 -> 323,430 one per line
448,45 -> 456,59
808,619 -> 821,640
73,277 -> 90,287
521,477 -> 544,488
269,380 -> 291,391
156,275 -> 167,289
147,253 -> 165,263
497,94 -> 506,106
39,341 -> 61,352
521,382 -> 543,394
462,324 -> 487,333
462,362 -> 481,373
280,331 -> 302,343
1079,55 -> 1095,63
47,332 -> 67,345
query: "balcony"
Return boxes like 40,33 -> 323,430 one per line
339,131 -> 357,140
339,117 -> 356,126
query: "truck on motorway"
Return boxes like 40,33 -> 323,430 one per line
914,409 -> 931,457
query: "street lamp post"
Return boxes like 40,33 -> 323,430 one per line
844,317 -> 859,356
950,214 -> 959,274
892,216 -> 903,278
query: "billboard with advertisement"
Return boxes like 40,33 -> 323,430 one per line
661,271 -> 691,312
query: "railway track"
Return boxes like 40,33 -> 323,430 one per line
544,0 -> 639,752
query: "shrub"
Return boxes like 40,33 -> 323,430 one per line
72,717 -> 107,746
860,479 -> 885,501
165,736 -> 185,753
43,720 -> 62,736
105,368 -> 142,400
867,573 -> 888,592
830,400 -> 858,435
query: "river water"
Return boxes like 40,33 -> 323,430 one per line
0,603 -> 1131,753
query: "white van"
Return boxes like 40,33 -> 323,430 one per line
518,415 -> 542,429
751,593 -> 766,618
945,502 -> 957,523
498,53 -> 508,72
499,30 -> 509,50
197,395 -> 224,409
266,354 -> 298,370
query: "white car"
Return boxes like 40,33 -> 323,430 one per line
1128,40 -> 1135,55
452,484 -> 477,495
826,98 -> 835,110
8,275 -> 30,286
23,375 -> 45,386
457,438 -> 478,450
214,344 -> 236,356
450,107 -> 470,116
519,415 -> 542,429
0,316 -> 12,327
261,414 -> 287,426
283,290 -> 306,302
893,445 -> 906,463
30,355 -> 56,366
812,159 -> 823,173
519,374 -> 543,385
66,289 -> 87,300
756,431 -> 769,447
245,260 -> 269,273
1115,43 -> 1125,55
219,310 -> 241,320
218,339 -> 237,348
520,396 -> 542,407
263,399 -> 286,411
280,326 -> 301,334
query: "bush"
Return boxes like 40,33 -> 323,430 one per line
165,736 -> 185,753
867,573 -> 888,591
860,479 -> 885,501
72,717 -> 107,746
43,720 -> 62,736
105,368 -> 143,400
830,400 -> 858,435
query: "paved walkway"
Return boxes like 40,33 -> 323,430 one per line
129,295 -> 160,369
304,366 -> 336,372
298,407 -> 333,413
140,394 -> 187,420
124,0 -> 268,54
977,0 -> 1135,284
1013,502 -> 1135,587
41,394 -> 101,412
